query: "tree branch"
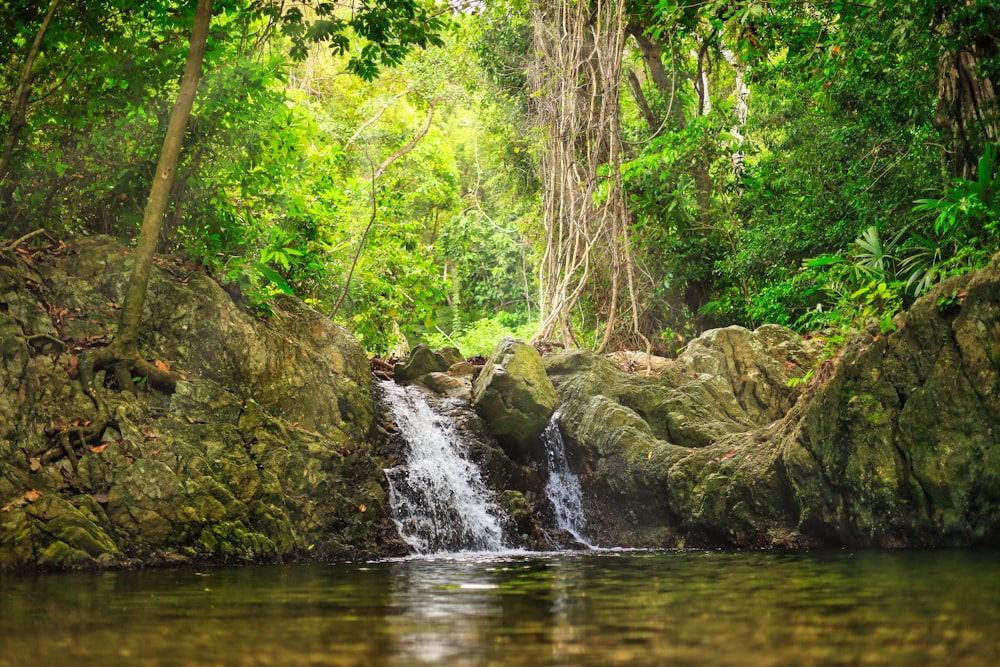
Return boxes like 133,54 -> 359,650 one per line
0,0 -> 62,184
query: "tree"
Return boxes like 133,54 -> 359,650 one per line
54,0 -> 448,449
0,0 -> 61,184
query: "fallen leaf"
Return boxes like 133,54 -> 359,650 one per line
90,443 -> 110,454
29,457 -> 41,472
154,359 -> 170,371
720,451 -> 736,462
90,492 -> 109,504
647,450 -> 652,460
358,504 -> 367,513
24,490 -> 43,502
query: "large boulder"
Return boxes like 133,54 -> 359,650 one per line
543,326 -> 820,546
0,237 -> 392,571
472,338 -> 560,460
392,344 -> 454,384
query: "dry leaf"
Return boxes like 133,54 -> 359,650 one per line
154,359 -> 170,371
24,490 -> 43,502
29,457 -> 41,472
90,443 -> 110,454
358,504 -> 367,513
647,450 -> 653,460
91,492 -> 109,504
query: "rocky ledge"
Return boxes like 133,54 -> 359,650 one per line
1,237 -> 397,570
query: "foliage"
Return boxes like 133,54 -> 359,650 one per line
424,311 -> 537,358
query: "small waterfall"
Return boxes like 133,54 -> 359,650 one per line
542,414 -> 593,547
382,382 -> 508,553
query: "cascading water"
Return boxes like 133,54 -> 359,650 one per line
542,414 -> 593,547
382,382 -> 508,553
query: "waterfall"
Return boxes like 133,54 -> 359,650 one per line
542,414 -> 593,547
382,382 -> 508,553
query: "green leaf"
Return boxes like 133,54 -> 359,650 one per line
252,262 -> 295,295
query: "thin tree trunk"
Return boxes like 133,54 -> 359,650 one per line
626,68 -> 659,132
108,0 -> 213,385
0,0 -> 61,184
369,99 -> 436,182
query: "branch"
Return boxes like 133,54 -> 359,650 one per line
369,99 -> 437,182
0,0 -> 62,183
345,88 -> 412,150
330,159 -> 378,320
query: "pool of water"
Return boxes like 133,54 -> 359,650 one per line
2,549 -> 997,666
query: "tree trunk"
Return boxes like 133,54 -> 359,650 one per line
0,0 -> 61,185
97,0 -> 214,390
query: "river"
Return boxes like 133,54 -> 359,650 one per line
2,549 -> 998,666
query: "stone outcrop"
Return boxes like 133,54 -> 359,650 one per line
0,237 -> 395,571
471,338 -> 560,460
548,257 -> 1000,548
544,325 -> 820,545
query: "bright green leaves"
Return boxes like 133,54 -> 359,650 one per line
914,144 -> 1000,238
260,0 -> 448,80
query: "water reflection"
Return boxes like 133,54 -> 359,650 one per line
1,550 -> 999,666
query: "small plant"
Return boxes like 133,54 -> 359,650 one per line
786,368 -> 814,388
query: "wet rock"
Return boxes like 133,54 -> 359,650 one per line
543,326 -> 820,546
472,338 -> 560,461
418,372 -> 471,400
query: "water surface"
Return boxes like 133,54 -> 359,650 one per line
2,549 -> 997,666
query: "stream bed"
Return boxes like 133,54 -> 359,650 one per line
2,549 -> 998,666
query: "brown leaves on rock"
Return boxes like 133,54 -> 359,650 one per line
1,489 -> 43,513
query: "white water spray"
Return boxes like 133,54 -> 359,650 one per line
542,414 -> 593,547
382,382 -> 508,553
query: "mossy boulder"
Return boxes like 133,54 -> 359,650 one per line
472,338 -> 559,461
542,327 -> 821,546
0,237 -> 391,571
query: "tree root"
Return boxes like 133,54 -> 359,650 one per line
45,344 -> 177,469
1,228 -> 56,250
82,345 -> 178,395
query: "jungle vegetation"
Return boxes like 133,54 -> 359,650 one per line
2,0 -> 998,359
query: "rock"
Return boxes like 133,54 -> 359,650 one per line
0,237 -> 388,571
447,360 -> 476,377
543,326 -> 820,546
545,259 -> 1000,549
435,346 -> 466,367
418,371 -> 471,399
472,338 -> 560,461
393,344 -> 452,383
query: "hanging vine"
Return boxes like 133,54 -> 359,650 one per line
528,0 -> 649,353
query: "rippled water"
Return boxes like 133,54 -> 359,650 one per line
2,549 -> 998,666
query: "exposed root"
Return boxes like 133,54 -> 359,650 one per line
1,228 -> 55,250
45,344 -> 177,468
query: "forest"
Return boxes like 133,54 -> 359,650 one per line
2,0 -> 998,360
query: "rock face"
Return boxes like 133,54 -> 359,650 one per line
548,258 -> 1000,548
4,236 -> 998,570
0,238 -> 394,571
544,325 -> 820,545
472,338 -> 560,460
